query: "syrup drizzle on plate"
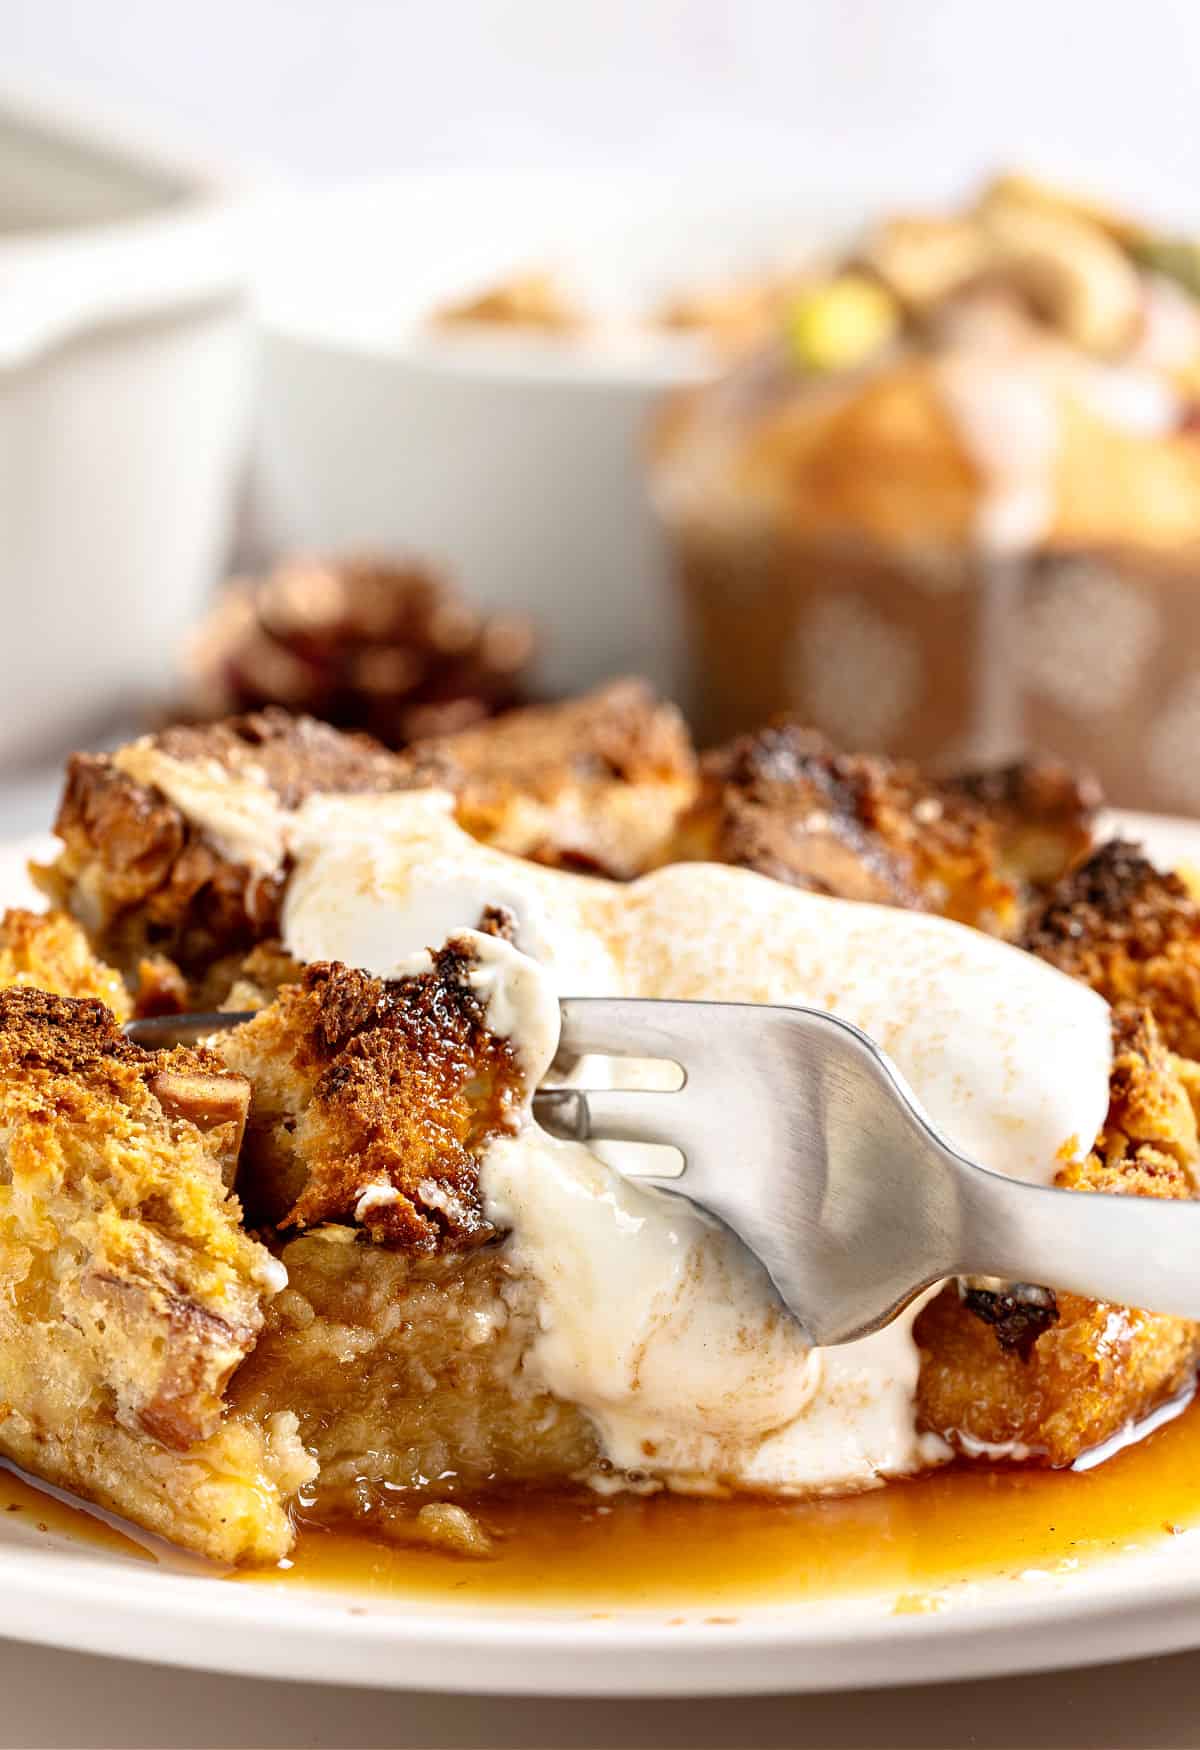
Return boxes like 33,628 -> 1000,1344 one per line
4,1391 -> 1200,1610
252,1387 -> 1200,1609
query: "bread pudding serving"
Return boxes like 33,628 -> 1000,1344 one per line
4,681 -> 1200,1566
651,173 -> 1200,812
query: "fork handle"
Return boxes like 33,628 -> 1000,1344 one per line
957,1164 -> 1200,1321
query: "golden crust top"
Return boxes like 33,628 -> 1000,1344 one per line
1063,1004 -> 1199,1197
44,711 -> 410,989
651,173 -> 1200,552
671,719 -> 1094,931
148,706 -> 410,806
666,363 -> 1200,554
403,678 -> 693,799
399,678 -> 699,876
0,907 -> 132,1019
1022,840 -> 1200,1059
916,1002 -> 1200,1463
216,944 -> 524,1252
0,983 -> 139,1077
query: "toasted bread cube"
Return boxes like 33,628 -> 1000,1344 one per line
399,679 -> 698,878
916,1008 -> 1200,1463
1023,840 -> 1200,1059
42,710 -> 410,989
672,720 -> 1094,932
214,946 -> 521,1247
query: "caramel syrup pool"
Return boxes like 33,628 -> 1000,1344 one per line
5,1394 -> 1200,1609
259,1391 -> 1200,1609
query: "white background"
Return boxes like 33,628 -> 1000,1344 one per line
5,0 -> 1200,211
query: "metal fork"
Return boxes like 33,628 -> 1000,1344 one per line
126,1001 -> 1200,1348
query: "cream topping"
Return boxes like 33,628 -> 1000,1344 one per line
268,790 -> 1112,1496
118,766 -> 1114,1495
112,743 -> 289,877
448,926 -> 948,1490
249,1252 -> 290,1295
283,791 -> 1110,1189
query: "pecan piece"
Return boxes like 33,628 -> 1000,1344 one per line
148,1069 -> 250,1186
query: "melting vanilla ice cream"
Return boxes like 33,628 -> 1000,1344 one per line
266,790 -> 1112,1495
113,743 -> 292,878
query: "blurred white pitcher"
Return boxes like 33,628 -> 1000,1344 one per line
0,88 -> 252,765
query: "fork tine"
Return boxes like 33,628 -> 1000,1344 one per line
123,1012 -> 255,1049
546,1087 -> 686,1149
556,997 -> 695,1063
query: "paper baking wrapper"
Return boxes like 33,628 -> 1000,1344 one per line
673,530 -> 1200,813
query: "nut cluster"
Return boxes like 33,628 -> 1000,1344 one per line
782,171 -> 1200,378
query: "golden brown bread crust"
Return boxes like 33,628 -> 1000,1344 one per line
671,719 -> 1095,931
44,688 -> 697,1001
0,907 -> 131,1018
658,361 -> 1200,553
938,757 -> 1101,887
399,678 -> 698,877
1022,840 -> 1200,1059
43,709 -> 410,988
403,679 -> 691,805
0,983 -> 132,1075
146,710 -> 411,808
651,165 -> 1200,556
0,984 -> 317,1564
916,1006 -> 1200,1462
216,946 -> 523,1250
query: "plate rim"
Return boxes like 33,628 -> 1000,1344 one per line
1,811 -> 1200,1695
2,1529 -> 1200,1695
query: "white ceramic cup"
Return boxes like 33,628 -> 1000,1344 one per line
0,90 -> 252,766
252,172 -> 861,702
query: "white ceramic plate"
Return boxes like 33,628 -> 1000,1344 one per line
3,817 -> 1200,1696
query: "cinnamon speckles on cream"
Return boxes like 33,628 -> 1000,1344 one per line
267,787 -> 1113,1496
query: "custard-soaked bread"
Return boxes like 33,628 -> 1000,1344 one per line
220,940 -> 306,1014
1023,840 -> 1200,1059
43,708 -> 410,987
0,988 -> 312,1562
916,1007 -> 1200,1463
218,951 -> 597,1532
229,1232 -> 597,1532
672,720 -> 1094,931
216,949 -> 523,1242
0,907 -> 130,1018
398,678 -> 698,877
